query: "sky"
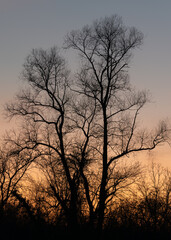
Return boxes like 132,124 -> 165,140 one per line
0,0 -> 171,167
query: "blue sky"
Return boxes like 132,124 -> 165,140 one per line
0,0 -> 171,166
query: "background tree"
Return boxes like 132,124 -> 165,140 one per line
0,135 -> 37,219
137,162 -> 171,232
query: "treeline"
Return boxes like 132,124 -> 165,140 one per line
0,15 -> 171,239
0,165 -> 170,240
0,147 -> 170,239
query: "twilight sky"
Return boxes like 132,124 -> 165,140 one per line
0,0 -> 171,167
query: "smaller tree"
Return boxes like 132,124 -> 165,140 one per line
0,135 -> 38,218
137,162 -> 171,231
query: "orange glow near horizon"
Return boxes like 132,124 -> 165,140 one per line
0,119 -> 170,170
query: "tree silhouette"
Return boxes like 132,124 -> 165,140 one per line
64,15 -> 170,233
0,136 -> 37,219
5,46 -> 80,230
137,162 -> 171,232
5,15 -> 170,237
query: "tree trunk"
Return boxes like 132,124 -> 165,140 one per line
97,106 -> 108,235
0,202 -> 4,222
57,115 -> 78,231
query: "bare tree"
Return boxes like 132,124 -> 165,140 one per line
5,16 -> 170,235
137,162 -> 171,231
65,15 -> 170,232
5,47 -> 81,230
0,137 -> 37,218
